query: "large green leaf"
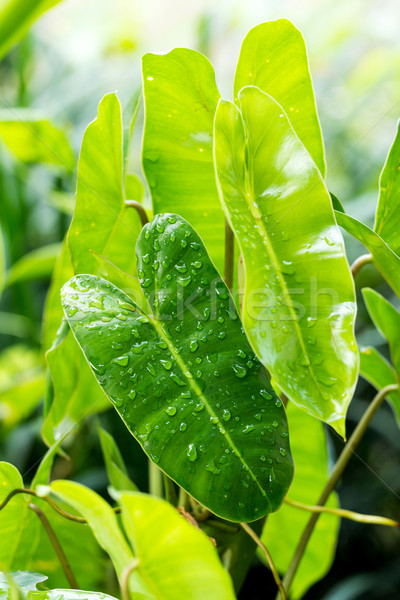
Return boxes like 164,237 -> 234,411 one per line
335,211 -> 400,299
360,346 -> 400,426
0,111 -> 74,171
374,123 -> 400,253
5,244 -> 61,288
362,288 -> 400,377
61,214 -> 293,522
0,0 -> 61,60
142,50 -> 225,272
262,403 -> 340,600
0,571 -> 117,600
119,492 -> 236,600
68,93 -> 142,277
234,19 -> 325,176
0,463 -> 40,571
213,87 -> 358,436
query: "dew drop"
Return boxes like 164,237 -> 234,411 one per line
187,444 -> 198,462
112,355 -> 129,367
165,406 -> 177,416
222,409 -> 231,422
233,364 -> 247,378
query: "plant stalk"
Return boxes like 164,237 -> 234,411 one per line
278,383 -> 399,599
29,503 -> 79,589
125,200 -> 149,227
351,253 -> 372,278
224,218 -> 234,292
120,559 -> 139,600
284,498 -> 399,527
148,461 -> 163,498
241,522 -> 286,600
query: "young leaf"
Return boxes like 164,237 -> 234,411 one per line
336,211 -> 400,299
374,123 -> 400,253
234,19 -> 326,175
142,50 -> 225,272
98,425 -> 138,492
119,491 -> 236,600
61,214 -> 293,522
360,346 -> 400,426
0,111 -> 74,171
0,572 -> 47,591
213,88 -> 358,436
362,288 -> 400,377
68,93 -> 142,277
262,403 -> 340,600
0,572 -> 118,600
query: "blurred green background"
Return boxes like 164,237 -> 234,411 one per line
1,1 -> 400,598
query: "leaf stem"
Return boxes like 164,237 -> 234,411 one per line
148,461 -> 163,498
224,218 -> 234,292
120,559 -> 140,600
351,253 -> 372,278
278,383 -> 399,599
163,474 -> 178,506
125,200 -> 149,227
29,503 -> 79,589
284,497 -> 399,527
241,522 -> 286,600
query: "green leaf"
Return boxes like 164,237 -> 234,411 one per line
360,346 -> 400,426
374,123 -> 400,253
68,93 -> 141,277
43,326 -> 109,446
0,225 -> 5,299
61,214 -> 293,522
98,425 -> 138,492
362,288 -> 400,377
0,571 -> 118,600
0,111 -> 74,171
125,174 -> 145,203
234,19 -> 325,175
335,211 -> 400,299
0,0 -> 62,60
119,491 -> 236,600
213,88 -> 358,436
142,50 -> 225,272
5,243 -> 61,288
0,463 -> 40,570
262,403 -> 340,600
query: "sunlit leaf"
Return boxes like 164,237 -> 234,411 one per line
234,19 -> 325,175
142,50 -> 225,272
0,111 -> 74,171
0,0 -> 62,59
359,346 -> 400,426
262,403 -> 339,600
374,123 -> 400,254
61,214 -> 293,522
98,425 -> 138,492
214,87 -> 358,436
335,211 -> 400,299
119,491 -> 236,600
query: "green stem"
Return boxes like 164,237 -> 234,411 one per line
29,503 -> 79,589
178,488 -> 191,512
224,218 -> 234,292
284,498 -> 399,527
120,559 -> 140,600
241,522 -> 286,600
0,488 -> 86,523
125,200 -> 149,227
278,383 -> 399,599
351,253 -> 372,278
163,474 -> 178,506
148,461 -> 163,498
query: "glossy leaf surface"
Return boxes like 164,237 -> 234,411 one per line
119,492 -> 236,600
374,123 -> 400,253
335,211 -> 400,299
234,19 -> 325,175
360,346 -> 400,426
214,87 -> 358,435
142,50 -> 225,272
61,214 -> 293,522
362,288 -> 400,376
0,111 -> 74,170
262,403 -> 340,600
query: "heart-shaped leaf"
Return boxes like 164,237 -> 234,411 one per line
234,19 -> 325,176
213,87 -> 358,436
61,214 -> 293,522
